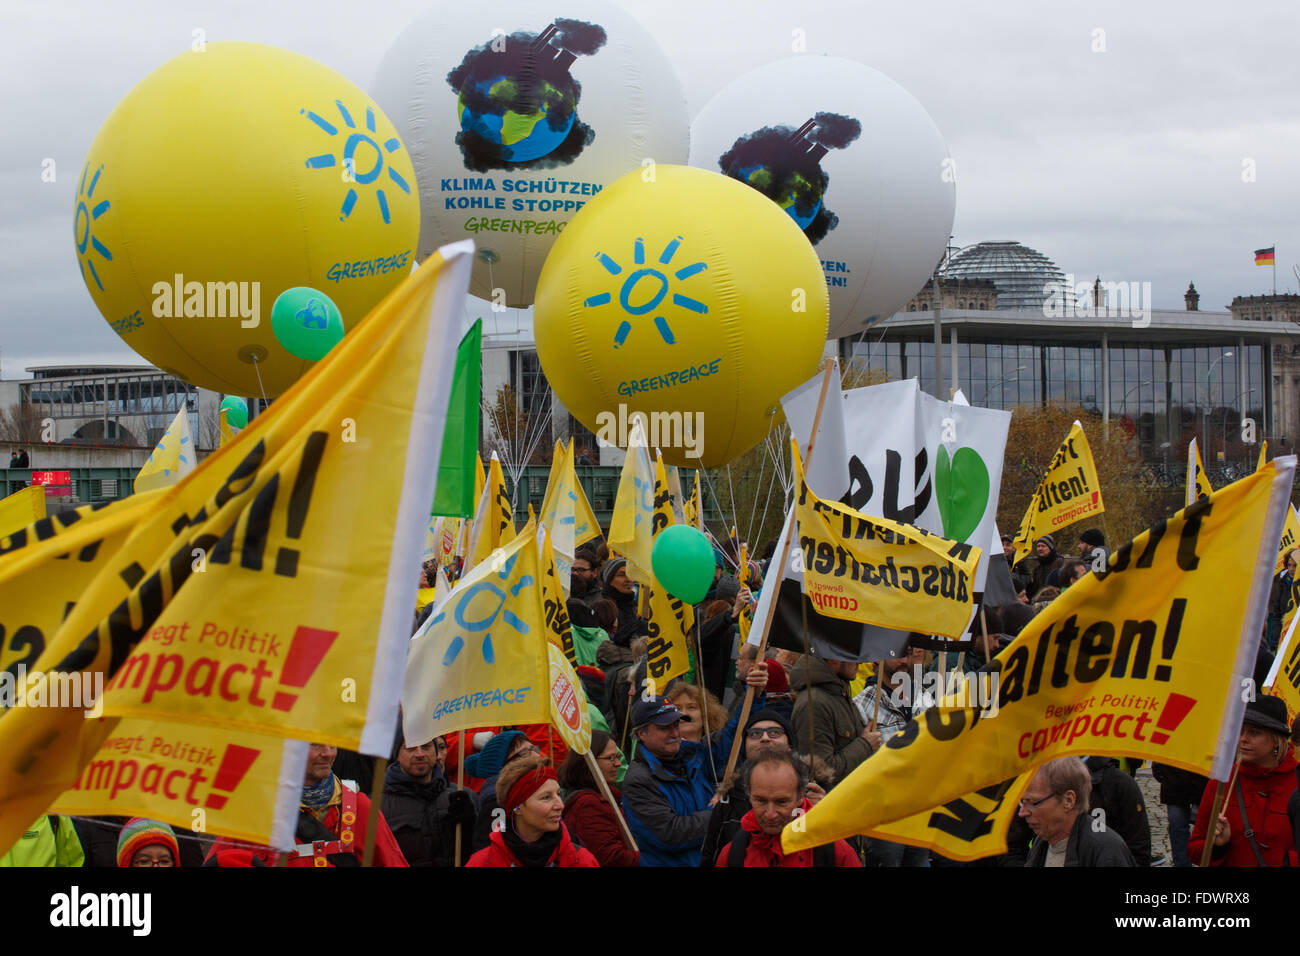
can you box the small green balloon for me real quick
[271,286,344,361]
[651,525,716,604]
[220,395,249,429]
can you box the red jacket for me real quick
[1190,752,1298,867]
[717,799,861,867]
[466,824,598,867]
[562,787,639,867]
[206,789,408,867]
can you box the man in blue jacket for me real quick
[621,664,766,866]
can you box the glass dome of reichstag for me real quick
[940,240,1067,311]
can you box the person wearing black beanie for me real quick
[697,707,820,866]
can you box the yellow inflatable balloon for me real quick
[75,43,420,397]
[534,165,828,468]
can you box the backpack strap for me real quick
[726,828,751,867]
[1233,780,1269,867]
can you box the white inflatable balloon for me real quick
[372,0,689,307]
[689,56,955,341]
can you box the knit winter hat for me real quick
[745,708,795,743]
[463,730,526,779]
[1079,529,1105,548]
[1034,534,1056,550]
[601,556,628,588]
[117,818,180,867]
[762,658,789,695]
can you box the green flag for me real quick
[431,318,482,517]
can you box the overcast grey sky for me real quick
[1,0,1297,376]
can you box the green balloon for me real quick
[651,525,716,604]
[271,286,344,361]
[220,395,248,429]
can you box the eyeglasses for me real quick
[505,744,542,763]
[596,751,624,764]
[745,727,788,740]
[1018,792,1061,810]
[573,565,595,574]
[131,857,174,867]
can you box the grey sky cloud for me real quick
[2,0,1296,376]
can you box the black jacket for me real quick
[1024,812,1136,867]
[1152,762,1208,808]
[1084,756,1152,866]
[380,764,475,866]
[603,585,648,647]
[700,778,750,868]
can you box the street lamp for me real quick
[1204,351,1233,461]
[976,366,1027,406]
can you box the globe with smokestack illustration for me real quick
[448,20,606,170]
[719,113,861,245]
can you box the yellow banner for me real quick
[539,440,601,547]
[609,418,656,582]
[135,407,195,494]
[219,408,234,448]
[1257,441,1268,473]
[468,454,513,569]
[793,441,980,641]
[0,487,46,540]
[539,527,577,667]
[1187,437,1213,507]
[1011,421,1105,566]
[1265,614,1300,728]
[784,460,1295,854]
[51,717,301,848]
[401,524,549,744]
[863,772,1031,863]
[0,245,472,854]
[643,453,694,687]
[1277,505,1299,572]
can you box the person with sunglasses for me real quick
[699,709,825,866]
[558,730,639,867]
[1018,757,1134,867]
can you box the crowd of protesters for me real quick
[5,527,1298,869]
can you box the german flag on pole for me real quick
[1255,247,1276,266]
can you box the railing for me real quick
[1,467,139,504]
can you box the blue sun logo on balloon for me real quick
[301,99,411,224]
[432,551,534,667]
[74,164,112,292]
[583,236,709,348]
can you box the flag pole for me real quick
[1197,744,1241,867]
[362,756,387,866]
[721,358,837,786]
[453,730,465,867]
[582,750,639,852]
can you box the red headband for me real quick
[504,766,557,817]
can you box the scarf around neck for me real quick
[502,820,563,867]
[301,774,337,810]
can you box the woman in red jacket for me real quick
[558,730,639,867]
[467,756,598,867]
[1190,697,1298,867]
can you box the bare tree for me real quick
[0,402,46,443]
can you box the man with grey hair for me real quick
[1018,757,1135,867]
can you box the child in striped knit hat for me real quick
[117,818,180,867]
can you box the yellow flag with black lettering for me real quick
[864,771,1031,863]
[1186,437,1213,507]
[793,441,980,641]
[643,452,693,687]
[784,459,1296,855]
[1011,421,1104,566]
[1276,505,1299,572]
[401,524,549,744]
[1265,613,1300,728]
[539,526,577,667]
[468,453,513,570]
[0,243,473,855]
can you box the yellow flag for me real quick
[0,486,45,539]
[1186,437,1213,507]
[401,523,548,744]
[538,526,577,667]
[1011,421,1104,566]
[1265,613,1300,729]
[218,408,234,448]
[51,718,304,849]
[475,453,485,510]
[540,440,601,548]
[784,459,1296,854]
[643,452,693,687]
[865,772,1031,863]
[1257,441,1268,472]
[0,244,473,853]
[609,417,656,581]
[134,407,195,494]
[1277,505,1300,573]
[468,453,512,569]
[793,441,981,641]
